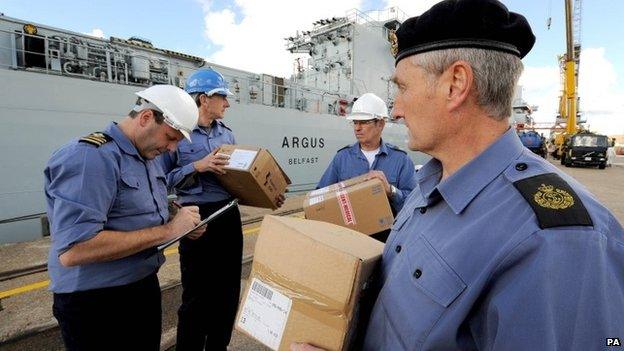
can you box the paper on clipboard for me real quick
[157,199,239,251]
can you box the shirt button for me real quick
[395,245,402,253]
[515,162,528,171]
[419,207,427,214]
[414,269,422,279]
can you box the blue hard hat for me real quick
[185,68,233,96]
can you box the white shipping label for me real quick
[308,188,327,197]
[307,195,324,206]
[226,149,259,171]
[237,278,292,351]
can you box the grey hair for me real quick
[190,92,203,107]
[410,48,523,120]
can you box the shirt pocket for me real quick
[379,235,466,349]
[114,173,153,216]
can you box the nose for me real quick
[390,104,403,120]
[224,98,230,108]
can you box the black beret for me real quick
[394,0,536,64]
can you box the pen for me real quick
[172,201,183,209]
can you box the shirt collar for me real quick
[194,120,224,137]
[420,128,524,214]
[105,122,142,158]
[352,139,387,156]
[414,158,443,207]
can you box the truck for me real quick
[560,131,609,169]
[518,130,547,158]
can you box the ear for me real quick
[443,61,473,112]
[199,94,208,106]
[138,109,153,127]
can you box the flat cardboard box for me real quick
[303,176,394,235]
[236,215,384,351]
[216,144,291,209]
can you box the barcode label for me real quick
[252,280,273,300]
[237,278,292,350]
[307,195,324,206]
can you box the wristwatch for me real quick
[390,185,398,199]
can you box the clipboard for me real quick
[157,199,239,251]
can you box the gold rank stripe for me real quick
[81,136,107,144]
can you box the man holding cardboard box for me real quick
[317,93,416,242]
[160,68,244,351]
[317,93,416,217]
[294,0,624,350]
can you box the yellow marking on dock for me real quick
[0,212,304,300]
[0,280,50,299]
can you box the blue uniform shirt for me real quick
[160,120,235,204]
[317,141,416,211]
[44,122,167,293]
[363,128,624,350]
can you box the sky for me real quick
[2,0,623,135]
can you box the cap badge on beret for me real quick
[389,30,398,57]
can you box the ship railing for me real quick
[0,28,352,117]
[221,72,351,117]
[345,7,407,26]
[0,28,204,87]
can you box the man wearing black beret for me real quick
[292,0,624,350]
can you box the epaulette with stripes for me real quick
[219,121,232,132]
[79,132,112,147]
[337,144,351,152]
[386,143,407,154]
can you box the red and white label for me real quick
[336,190,356,226]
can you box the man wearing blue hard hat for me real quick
[292,0,624,350]
[160,68,248,350]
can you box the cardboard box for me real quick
[236,215,384,351]
[216,144,291,209]
[303,175,394,235]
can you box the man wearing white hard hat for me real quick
[44,85,203,350]
[317,92,417,242]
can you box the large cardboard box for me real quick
[236,215,384,351]
[216,144,291,209]
[303,175,394,235]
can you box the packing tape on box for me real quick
[252,262,349,330]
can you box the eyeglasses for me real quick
[349,120,378,126]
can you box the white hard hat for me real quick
[134,85,198,141]
[346,93,389,121]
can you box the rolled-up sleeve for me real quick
[159,150,199,193]
[45,147,117,255]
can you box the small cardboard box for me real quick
[236,215,384,351]
[216,145,291,209]
[303,175,394,235]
